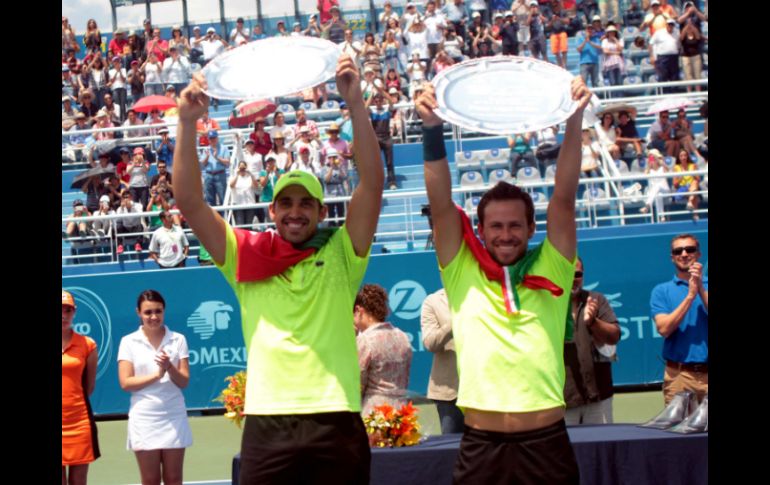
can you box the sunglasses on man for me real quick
[672,246,697,256]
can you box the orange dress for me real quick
[62,332,100,465]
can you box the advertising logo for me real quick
[389,280,427,320]
[187,301,234,340]
[64,287,113,380]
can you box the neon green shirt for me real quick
[217,222,370,414]
[440,237,576,413]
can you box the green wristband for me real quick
[422,124,446,162]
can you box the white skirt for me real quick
[127,407,192,451]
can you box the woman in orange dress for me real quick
[62,290,100,485]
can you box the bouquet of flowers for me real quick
[363,401,422,448]
[213,371,247,428]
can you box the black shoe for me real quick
[639,391,697,430]
[667,394,708,434]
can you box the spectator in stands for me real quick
[87,54,109,111]
[580,129,602,178]
[122,109,149,140]
[141,51,164,97]
[269,112,294,144]
[64,113,90,161]
[647,110,677,156]
[201,130,231,207]
[367,92,398,190]
[564,257,621,425]
[290,21,304,37]
[196,111,221,147]
[510,1,530,56]
[384,68,402,94]
[190,26,205,61]
[127,60,144,105]
[93,109,116,141]
[576,24,603,87]
[441,24,466,63]
[247,117,273,158]
[84,19,102,55]
[76,66,94,108]
[595,112,621,160]
[379,1,400,34]
[116,147,132,183]
[472,27,500,58]
[321,123,352,168]
[601,25,625,86]
[146,186,169,231]
[162,46,192,95]
[508,133,538,173]
[672,149,700,216]
[62,66,79,102]
[149,210,189,268]
[62,96,77,130]
[640,0,671,36]
[318,0,341,25]
[288,127,320,170]
[548,1,571,69]
[444,0,471,42]
[499,11,519,55]
[127,147,151,209]
[615,110,644,159]
[336,101,354,143]
[154,127,175,168]
[124,32,143,70]
[146,28,170,63]
[528,1,549,62]
[66,199,92,240]
[355,284,413,416]
[62,16,78,56]
[360,66,384,102]
[432,50,455,77]
[420,288,463,434]
[82,169,104,214]
[115,191,146,254]
[102,174,126,210]
[339,29,363,65]
[649,19,681,89]
[322,6,347,44]
[425,1,448,65]
[401,2,422,32]
[144,108,166,137]
[598,0,620,24]
[257,156,283,222]
[623,1,645,28]
[169,25,191,58]
[230,17,251,47]
[466,11,487,52]
[639,149,670,221]
[102,92,122,126]
[200,28,228,64]
[589,15,604,38]
[361,32,382,73]
[141,19,154,54]
[679,19,704,92]
[164,85,180,117]
[322,148,351,226]
[671,108,703,159]
[109,28,128,61]
[151,159,174,198]
[292,146,321,177]
[651,234,708,405]
[292,108,320,139]
[406,17,431,67]
[91,150,115,171]
[274,20,289,37]
[107,58,128,122]
[252,24,267,41]
[91,195,116,240]
[234,135,264,177]
[534,123,561,170]
[228,161,260,229]
[406,51,428,99]
[303,15,323,37]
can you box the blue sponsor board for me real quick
[64,224,706,415]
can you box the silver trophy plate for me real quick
[202,36,342,100]
[431,56,583,135]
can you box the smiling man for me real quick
[414,76,591,483]
[173,53,383,483]
[651,234,708,405]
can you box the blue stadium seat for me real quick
[278,103,296,116]
[663,156,675,170]
[464,195,481,214]
[531,190,549,214]
[544,164,558,181]
[614,159,629,174]
[459,170,485,189]
[482,148,510,170]
[455,151,482,171]
[630,157,647,173]
[488,168,513,185]
[515,166,542,184]
[300,101,316,112]
[639,58,655,76]
[622,26,640,45]
[582,186,611,211]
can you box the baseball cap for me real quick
[158,127,169,134]
[272,170,324,204]
[529,1,538,6]
[494,13,503,19]
[650,0,661,5]
[119,147,130,153]
[606,25,618,33]
[592,15,602,22]
[207,27,216,33]
[62,65,70,72]
[75,112,86,120]
[99,195,111,204]
[131,60,139,66]
[208,130,219,138]
[111,55,121,62]
[472,12,481,18]
[244,138,255,146]
[666,18,676,25]
[505,11,514,17]
[388,87,399,94]
[62,95,72,102]
[62,290,76,308]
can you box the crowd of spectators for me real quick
[62,0,708,263]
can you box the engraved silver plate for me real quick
[432,56,582,135]
[202,36,341,100]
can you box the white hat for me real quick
[472,12,481,18]
[650,0,661,5]
[388,87,399,94]
[206,27,216,33]
[99,195,111,204]
[592,15,602,22]
[411,49,421,57]
[528,1,538,6]
[326,147,339,158]
[494,13,503,19]
[505,11,514,17]
[299,126,310,133]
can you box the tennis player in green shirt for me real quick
[173,54,384,484]
[415,77,592,484]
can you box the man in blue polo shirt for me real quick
[200,130,230,206]
[575,24,603,88]
[650,233,708,404]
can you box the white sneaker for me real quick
[639,205,649,214]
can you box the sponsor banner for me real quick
[64,229,706,414]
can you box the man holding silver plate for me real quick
[416,60,592,483]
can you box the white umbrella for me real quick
[645,98,695,115]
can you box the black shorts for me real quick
[452,419,579,485]
[239,412,371,485]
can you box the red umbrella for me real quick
[228,99,277,128]
[131,95,178,113]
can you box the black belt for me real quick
[666,361,708,373]
[206,170,225,175]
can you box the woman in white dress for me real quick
[639,149,670,222]
[118,290,192,485]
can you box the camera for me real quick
[421,204,431,217]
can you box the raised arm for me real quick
[173,73,227,265]
[546,76,592,261]
[336,54,384,257]
[415,83,462,268]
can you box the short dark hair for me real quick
[136,289,166,310]
[354,284,390,322]
[477,182,535,227]
[671,234,700,251]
